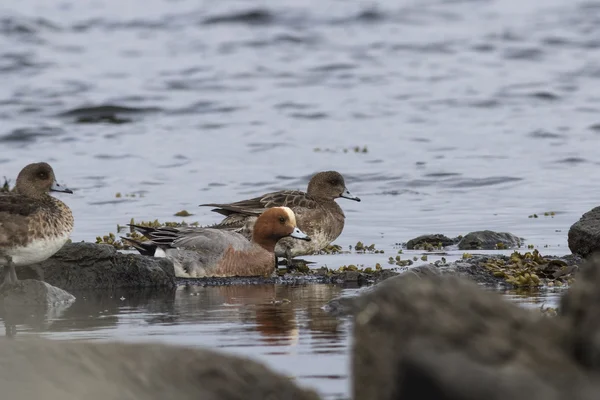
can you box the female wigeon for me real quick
[123,207,311,278]
[0,162,73,288]
[200,171,360,264]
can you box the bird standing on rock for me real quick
[0,162,73,289]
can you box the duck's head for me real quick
[306,171,360,202]
[253,206,310,251]
[14,162,73,198]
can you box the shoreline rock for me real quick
[12,242,176,291]
[406,234,457,250]
[5,242,580,293]
[568,206,600,258]
[458,230,523,250]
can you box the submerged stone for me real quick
[0,279,75,307]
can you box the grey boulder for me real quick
[568,206,600,258]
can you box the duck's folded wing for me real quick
[170,228,251,253]
[0,194,38,217]
[201,190,318,215]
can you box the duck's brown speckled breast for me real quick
[27,196,74,241]
[275,200,346,258]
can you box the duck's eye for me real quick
[38,171,48,179]
[279,216,285,224]
[329,179,338,185]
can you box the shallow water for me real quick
[1,0,598,398]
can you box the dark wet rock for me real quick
[14,242,175,291]
[0,279,75,307]
[458,230,522,250]
[450,258,508,286]
[0,338,321,400]
[568,206,600,258]
[406,234,456,250]
[351,272,599,400]
[336,270,361,282]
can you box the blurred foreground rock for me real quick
[0,339,320,400]
[14,242,176,290]
[568,206,600,258]
[350,255,600,400]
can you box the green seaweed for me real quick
[353,241,383,254]
[319,244,344,255]
[174,210,193,217]
[482,250,577,288]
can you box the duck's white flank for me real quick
[6,233,70,266]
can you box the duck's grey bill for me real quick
[340,188,361,202]
[50,180,73,194]
[290,227,311,241]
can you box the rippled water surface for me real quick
[1,0,599,398]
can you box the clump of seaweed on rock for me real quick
[483,249,578,288]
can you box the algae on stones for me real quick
[174,210,193,217]
[482,249,577,288]
[352,241,384,254]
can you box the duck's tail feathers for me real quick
[199,203,263,217]
[121,237,157,256]
[127,224,180,246]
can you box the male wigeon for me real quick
[123,207,311,278]
[200,171,360,264]
[0,162,73,288]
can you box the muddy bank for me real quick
[350,254,600,400]
[7,242,581,292]
[179,251,580,289]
